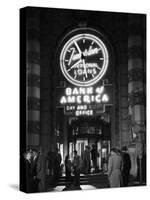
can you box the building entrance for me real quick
[75,139,88,156]
[67,115,111,172]
[55,104,112,172]
[68,139,88,160]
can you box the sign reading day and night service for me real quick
[58,28,112,116]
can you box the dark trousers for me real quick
[66,170,72,187]
[73,167,80,186]
[92,159,98,171]
[122,171,130,186]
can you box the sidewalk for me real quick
[47,173,146,192]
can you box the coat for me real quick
[108,153,123,187]
[121,152,131,186]
[81,150,91,173]
[72,155,82,171]
[36,154,46,192]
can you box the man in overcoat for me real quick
[121,146,131,186]
[107,148,123,187]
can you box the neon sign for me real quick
[60,86,110,116]
[60,33,109,87]
[60,94,109,104]
[66,105,93,116]
[60,86,109,105]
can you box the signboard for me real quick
[57,28,112,116]
[65,104,104,116]
[59,30,109,87]
[58,84,113,116]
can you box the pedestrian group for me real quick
[22,144,131,192]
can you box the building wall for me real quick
[110,14,129,148]
[25,8,146,159]
[26,8,41,148]
[128,14,146,149]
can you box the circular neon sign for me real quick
[60,32,109,87]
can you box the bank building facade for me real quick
[20,7,146,189]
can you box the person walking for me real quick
[107,147,123,188]
[121,146,131,186]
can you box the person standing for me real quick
[64,154,72,189]
[121,146,131,186]
[36,149,47,192]
[81,145,91,174]
[47,146,56,180]
[25,151,32,192]
[91,144,99,173]
[31,149,39,192]
[53,148,62,186]
[72,150,82,189]
[107,148,123,188]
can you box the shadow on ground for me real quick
[9,184,19,191]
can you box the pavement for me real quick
[47,173,146,192]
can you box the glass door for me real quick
[75,139,88,156]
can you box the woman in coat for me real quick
[107,148,123,188]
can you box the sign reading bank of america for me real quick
[59,85,112,116]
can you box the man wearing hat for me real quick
[108,147,123,187]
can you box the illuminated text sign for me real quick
[59,85,112,116]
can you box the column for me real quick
[26,8,40,148]
[63,115,68,162]
[128,14,146,179]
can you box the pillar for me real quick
[63,115,68,162]
[26,8,40,148]
[128,14,146,179]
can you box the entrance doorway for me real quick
[56,108,111,172]
[67,116,111,171]
[69,139,88,161]
[76,139,88,156]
